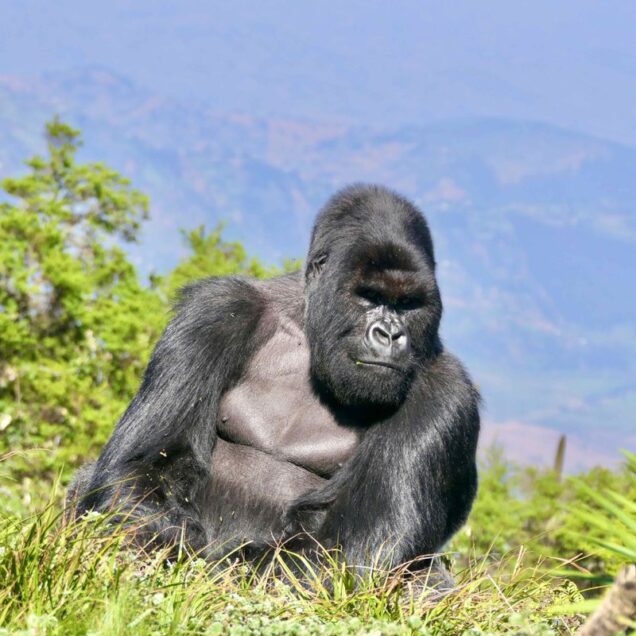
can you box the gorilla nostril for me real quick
[371,324,391,347]
[367,320,409,354]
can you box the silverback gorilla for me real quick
[72,184,480,573]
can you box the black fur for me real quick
[72,183,480,572]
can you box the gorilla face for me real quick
[305,185,442,408]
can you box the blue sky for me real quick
[2,0,636,144]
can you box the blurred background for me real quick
[1,0,635,470]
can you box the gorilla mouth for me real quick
[354,359,405,372]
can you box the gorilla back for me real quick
[72,184,480,570]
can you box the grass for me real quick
[9,450,636,634]
[0,504,586,636]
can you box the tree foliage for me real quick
[0,118,276,495]
[0,118,165,483]
[158,224,283,302]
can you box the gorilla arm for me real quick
[78,277,273,551]
[285,351,480,570]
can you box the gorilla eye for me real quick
[396,296,424,310]
[357,287,384,306]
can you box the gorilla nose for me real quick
[366,319,409,358]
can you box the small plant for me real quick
[549,451,636,632]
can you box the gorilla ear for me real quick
[306,253,328,282]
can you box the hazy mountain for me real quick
[1,68,634,469]
[2,1,636,145]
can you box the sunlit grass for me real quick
[0,503,586,635]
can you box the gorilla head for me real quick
[304,184,443,408]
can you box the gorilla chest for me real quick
[218,318,361,476]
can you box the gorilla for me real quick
[72,184,480,574]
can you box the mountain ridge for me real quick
[1,68,634,469]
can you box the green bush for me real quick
[0,118,162,486]
[0,118,277,514]
[453,447,636,580]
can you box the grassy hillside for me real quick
[2,452,635,634]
